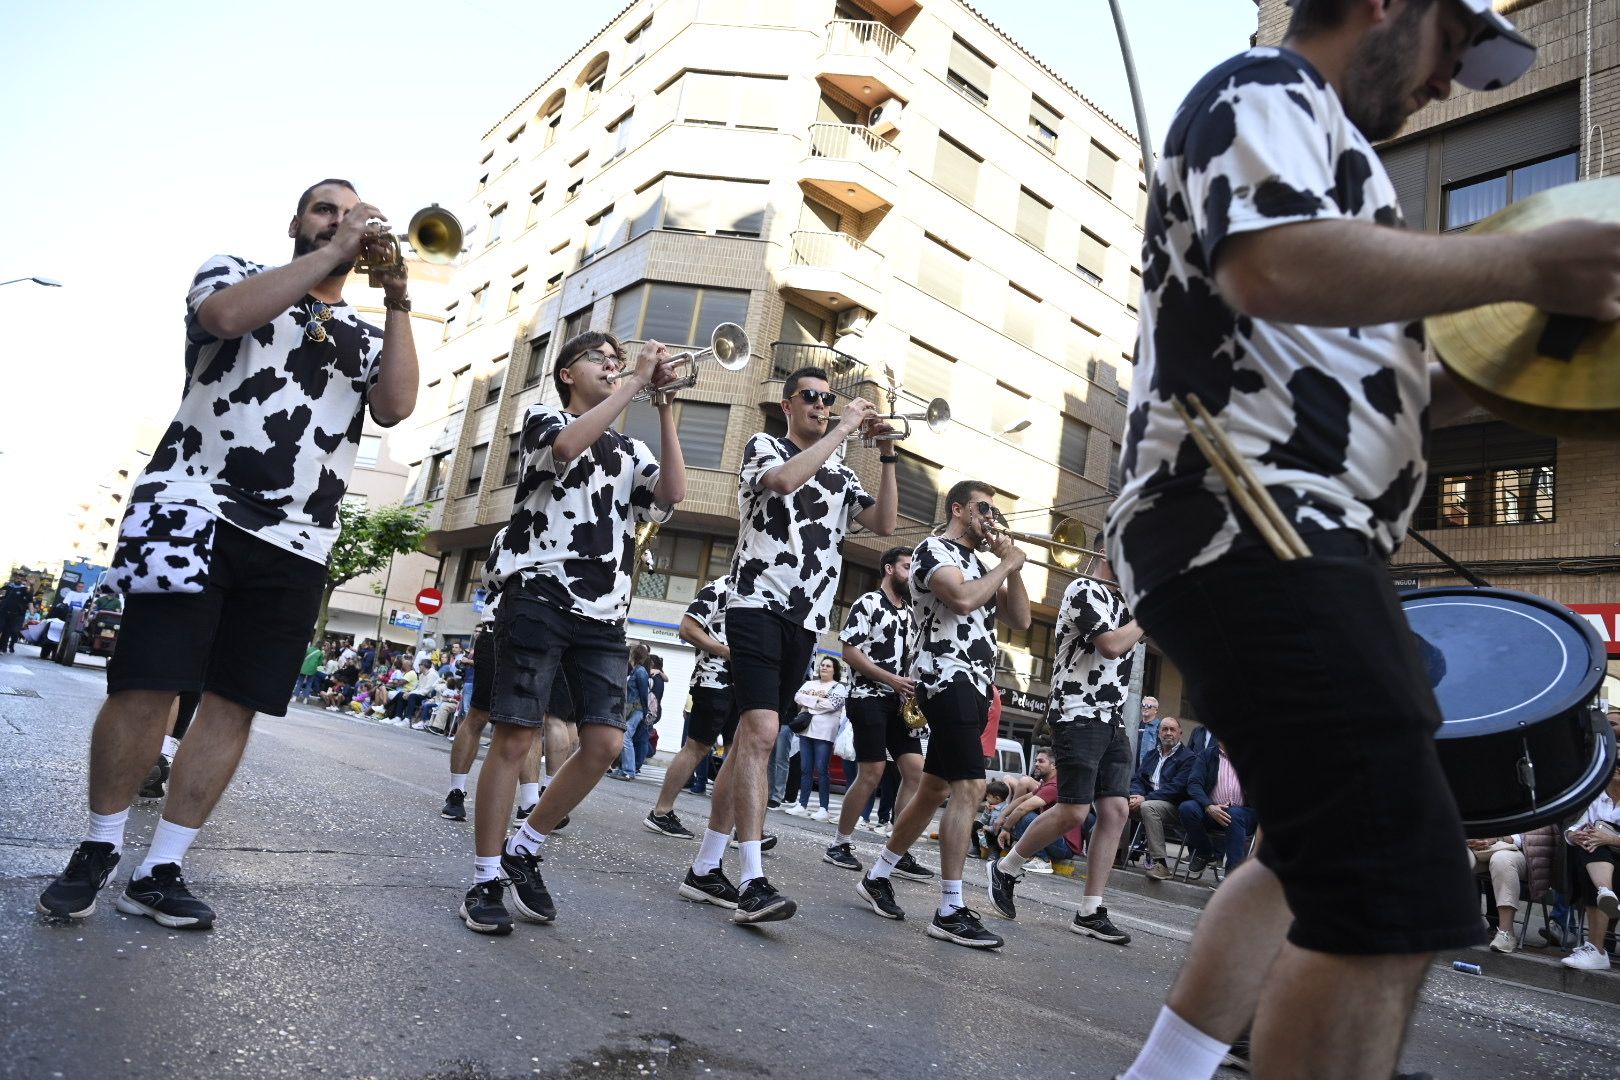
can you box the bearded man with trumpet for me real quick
[37,179,420,933]
[1103,2,1620,1079]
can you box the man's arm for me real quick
[997,562,1032,632]
[553,342,671,464]
[757,399,877,494]
[369,306,418,427]
[677,615,729,660]
[841,641,915,696]
[1093,619,1145,661]
[928,537,1027,616]
[853,456,898,535]
[650,397,686,508]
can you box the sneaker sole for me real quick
[114,893,213,930]
[441,811,466,821]
[1071,921,1131,945]
[732,898,798,924]
[678,882,738,910]
[892,868,935,882]
[644,818,695,839]
[926,922,1002,949]
[35,896,95,920]
[1599,893,1620,919]
[458,903,513,935]
[854,879,904,920]
[984,861,1017,921]
[822,852,863,871]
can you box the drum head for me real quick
[1401,586,1606,739]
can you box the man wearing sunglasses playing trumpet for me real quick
[678,367,896,923]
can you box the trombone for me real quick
[353,204,464,288]
[608,322,751,406]
[982,513,1110,579]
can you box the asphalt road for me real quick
[2,650,1616,1080]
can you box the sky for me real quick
[0,0,1256,573]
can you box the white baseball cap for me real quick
[1451,0,1536,91]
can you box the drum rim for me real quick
[1456,710,1618,838]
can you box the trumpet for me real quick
[607,322,751,406]
[846,397,952,447]
[353,204,464,288]
[980,513,1104,577]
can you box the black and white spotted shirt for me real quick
[485,403,669,624]
[729,433,875,633]
[839,589,915,700]
[911,536,998,699]
[1048,577,1134,724]
[1105,48,1429,608]
[684,577,732,691]
[124,254,386,564]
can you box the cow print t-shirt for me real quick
[1048,576,1134,724]
[1104,48,1429,608]
[126,254,385,564]
[839,589,915,700]
[729,433,875,632]
[911,536,997,699]
[684,577,732,691]
[485,403,670,624]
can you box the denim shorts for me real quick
[488,591,626,731]
[1051,716,1133,804]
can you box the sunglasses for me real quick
[972,500,996,517]
[791,389,837,407]
[304,301,335,342]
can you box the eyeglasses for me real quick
[792,389,837,407]
[972,500,996,517]
[304,301,335,342]
[567,347,620,370]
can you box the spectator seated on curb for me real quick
[346,680,375,716]
[1562,759,1620,971]
[1177,739,1257,882]
[1127,716,1196,881]
[1001,750,1083,874]
[992,749,1066,872]
[973,780,1010,859]
[1467,835,1528,954]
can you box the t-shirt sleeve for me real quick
[738,434,786,492]
[1034,777,1059,806]
[517,404,567,479]
[627,436,673,524]
[184,255,255,345]
[845,468,876,514]
[912,539,949,593]
[839,594,875,645]
[686,584,717,628]
[1073,583,1109,647]
[1183,57,1344,263]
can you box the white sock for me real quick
[161,736,180,759]
[693,829,730,875]
[86,809,129,854]
[867,846,904,881]
[834,831,853,846]
[939,878,964,916]
[449,773,469,793]
[1077,893,1103,917]
[539,773,554,792]
[1123,1006,1229,1080]
[506,821,547,857]
[517,782,540,808]
[1001,848,1029,875]
[133,819,200,879]
[739,840,765,886]
[474,856,502,883]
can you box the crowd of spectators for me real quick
[295,635,472,735]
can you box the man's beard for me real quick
[293,230,353,277]
[1341,6,1428,141]
[890,576,911,602]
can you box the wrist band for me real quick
[383,296,412,312]
[879,454,899,463]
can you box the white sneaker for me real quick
[410,722,427,730]
[1598,887,1619,920]
[1562,942,1612,970]
[784,804,808,817]
[1026,858,1054,875]
[1488,929,1517,954]
[810,808,830,822]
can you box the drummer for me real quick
[1105,3,1620,1079]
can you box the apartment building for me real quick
[1255,0,1620,704]
[404,0,1146,744]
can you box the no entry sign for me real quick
[415,587,444,615]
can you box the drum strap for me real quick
[1403,530,1492,589]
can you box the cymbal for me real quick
[1425,176,1620,439]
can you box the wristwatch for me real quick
[383,295,412,312]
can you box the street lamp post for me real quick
[0,276,63,289]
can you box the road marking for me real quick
[0,663,34,677]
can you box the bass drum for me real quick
[1401,586,1615,838]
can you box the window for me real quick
[998,618,1056,681]
[779,303,826,345]
[628,176,768,241]
[452,546,490,603]
[545,271,563,293]
[544,112,561,148]
[1127,267,1142,312]
[1108,442,1122,494]
[1016,188,1050,250]
[673,72,785,130]
[356,434,381,468]
[947,35,993,107]
[917,234,968,308]
[1444,150,1577,231]
[487,204,506,247]
[993,383,1030,436]
[505,124,525,144]
[471,284,489,324]
[1067,318,1102,369]
[502,443,521,486]
[1077,228,1108,285]
[449,365,471,408]
[526,185,546,227]
[624,18,651,69]
[1412,421,1556,529]
[896,452,941,523]
[609,108,634,160]
[524,333,550,386]
[582,203,620,263]
[633,529,734,604]
[1029,96,1061,154]
[565,177,582,203]
[464,443,489,495]
[425,452,450,500]
[905,339,956,403]
[563,305,593,341]
[1087,140,1118,197]
[441,313,455,342]
[1059,415,1091,476]
[482,357,506,406]
[1005,283,1040,348]
[933,133,981,205]
[584,71,606,116]
[612,282,749,346]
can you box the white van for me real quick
[986,738,1027,783]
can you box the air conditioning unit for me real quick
[867,98,903,137]
[835,306,871,337]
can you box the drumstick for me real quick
[1174,395,1309,561]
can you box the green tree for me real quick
[311,501,431,643]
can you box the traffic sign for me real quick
[415,587,443,615]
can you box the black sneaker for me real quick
[823,842,862,871]
[440,789,467,821]
[1071,905,1131,944]
[1186,852,1209,878]
[1221,1037,1251,1073]
[728,832,778,851]
[114,864,215,930]
[767,798,782,809]
[500,848,555,923]
[138,756,170,800]
[460,880,513,935]
[679,866,740,909]
[513,802,536,825]
[893,852,935,881]
[554,814,570,831]
[986,858,1020,920]
[928,906,1003,949]
[645,810,695,839]
[36,841,120,919]
[856,874,905,920]
[732,877,796,924]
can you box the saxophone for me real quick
[631,520,660,585]
[900,693,927,730]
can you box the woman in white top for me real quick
[787,657,847,821]
[1561,758,1620,971]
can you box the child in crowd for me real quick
[972,780,1010,860]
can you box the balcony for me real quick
[818,19,914,102]
[765,342,879,409]
[801,122,898,213]
[780,230,884,314]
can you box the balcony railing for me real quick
[788,229,884,281]
[770,341,875,392]
[806,121,899,165]
[824,18,916,65]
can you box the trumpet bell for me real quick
[709,322,751,371]
[408,204,464,265]
[923,398,951,433]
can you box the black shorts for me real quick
[489,591,623,730]
[1051,716,1133,804]
[686,685,736,745]
[920,680,989,782]
[848,694,924,763]
[727,607,816,722]
[470,626,575,721]
[107,523,324,717]
[1135,533,1483,957]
